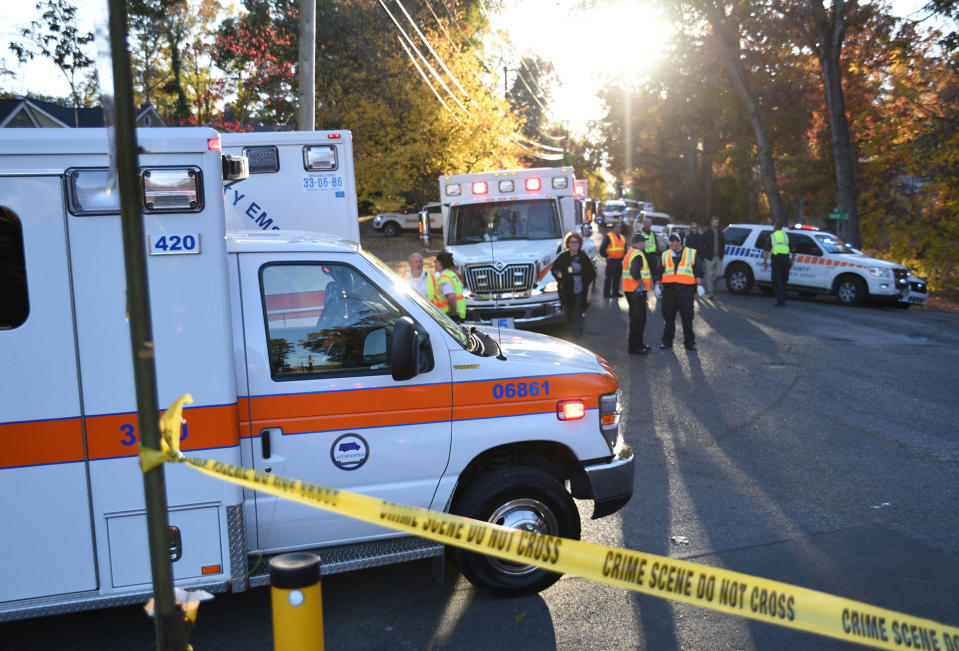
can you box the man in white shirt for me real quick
[403,252,429,297]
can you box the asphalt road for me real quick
[4,249,959,650]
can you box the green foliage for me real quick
[8,0,94,118]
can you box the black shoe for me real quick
[629,344,651,355]
[685,343,697,351]
[660,342,672,349]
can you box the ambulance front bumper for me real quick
[581,442,634,520]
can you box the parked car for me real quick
[721,223,929,307]
[373,203,441,237]
[632,210,673,235]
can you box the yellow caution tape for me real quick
[145,448,959,650]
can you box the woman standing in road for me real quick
[552,231,596,341]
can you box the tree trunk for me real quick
[813,0,862,246]
[702,1,787,225]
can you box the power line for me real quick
[392,0,471,102]
[394,34,465,126]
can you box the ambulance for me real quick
[219,130,360,240]
[0,128,633,620]
[424,167,596,328]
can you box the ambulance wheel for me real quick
[450,466,580,596]
[383,221,400,237]
[835,275,866,306]
[725,263,754,295]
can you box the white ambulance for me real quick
[0,128,633,621]
[425,167,596,328]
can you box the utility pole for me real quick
[105,0,186,648]
[624,87,632,198]
[298,0,315,131]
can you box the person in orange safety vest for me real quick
[600,221,627,298]
[654,233,704,351]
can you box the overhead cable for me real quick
[395,34,466,126]
[392,0,472,102]
[377,0,471,116]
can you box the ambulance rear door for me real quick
[0,175,97,602]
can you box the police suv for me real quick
[722,224,929,307]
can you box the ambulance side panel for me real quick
[0,175,97,603]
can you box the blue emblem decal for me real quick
[330,433,369,471]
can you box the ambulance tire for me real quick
[451,466,580,596]
[383,221,400,237]
[835,275,866,306]
[725,263,754,295]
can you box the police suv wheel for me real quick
[725,263,754,295]
[451,466,580,596]
[836,275,866,306]
[383,221,400,237]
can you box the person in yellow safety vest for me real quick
[640,216,661,278]
[434,250,466,321]
[623,232,653,354]
[402,252,444,309]
[654,233,704,351]
[601,221,627,298]
[762,222,795,307]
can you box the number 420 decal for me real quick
[148,233,201,256]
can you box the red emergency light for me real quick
[328,133,342,139]
[525,177,541,191]
[207,138,221,151]
[556,399,585,421]
[472,181,488,195]
[575,182,586,196]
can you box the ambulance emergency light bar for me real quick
[575,181,586,196]
[444,172,572,197]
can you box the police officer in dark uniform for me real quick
[655,233,704,351]
[623,232,653,354]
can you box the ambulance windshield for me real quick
[447,199,561,245]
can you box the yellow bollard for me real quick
[270,552,324,650]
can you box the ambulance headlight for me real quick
[544,281,558,293]
[303,145,337,171]
[869,267,893,279]
[67,168,120,215]
[141,167,202,212]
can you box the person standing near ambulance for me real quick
[623,232,653,354]
[552,231,596,341]
[655,233,704,351]
[600,221,626,298]
[763,222,794,307]
[639,216,661,280]
[403,252,432,298]
[434,250,466,321]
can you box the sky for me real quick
[0,0,947,135]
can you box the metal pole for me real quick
[106,0,186,648]
[271,553,324,650]
[298,0,316,131]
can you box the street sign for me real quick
[828,212,850,220]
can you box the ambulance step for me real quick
[247,537,443,587]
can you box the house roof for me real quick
[0,97,165,128]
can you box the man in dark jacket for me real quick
[700,216,725,299]
[684,221,703,255]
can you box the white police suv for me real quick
[722,224,929,307]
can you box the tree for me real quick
[8,0,94,126]
[695,0,788,225]
[776,0,865,246]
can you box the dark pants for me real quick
[604,258,623,296]
[771,254,790,305]
[661,283,695,346]
[565,292,587,340]
[643,251,659,280]
[626,290,647,350]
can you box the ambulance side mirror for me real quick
[392,316,421,381]
[418,210,432,249]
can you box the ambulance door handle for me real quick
[261,428,281,460]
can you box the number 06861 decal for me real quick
[148,233,201,255]
[492,380,550,399]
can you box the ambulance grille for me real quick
[465,263,535,293]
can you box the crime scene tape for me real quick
[143,399,959,650]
